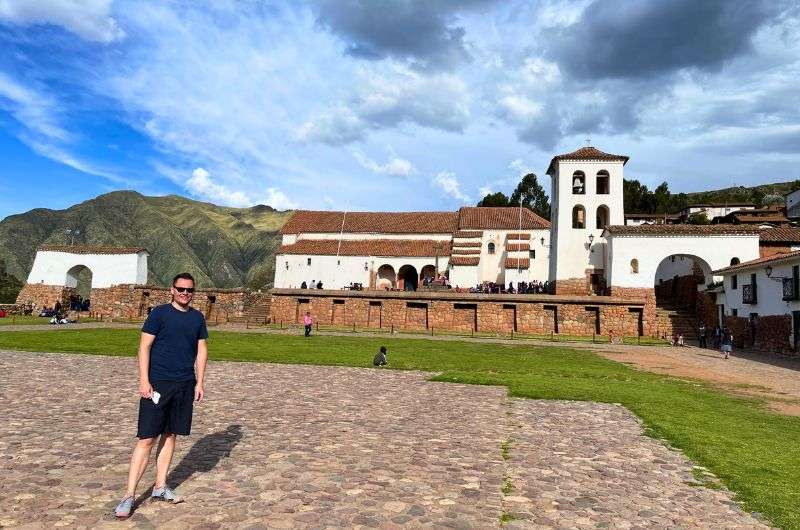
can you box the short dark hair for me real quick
[172,272,195,286]
[380,346,387,353]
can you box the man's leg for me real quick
[125,437,157,497]
[154,432,177,489]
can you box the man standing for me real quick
[115,272,209,519]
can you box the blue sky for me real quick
[0,0,799,218]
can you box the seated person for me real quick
[373,346,388,366]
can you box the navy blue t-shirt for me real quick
[142,303,208,382]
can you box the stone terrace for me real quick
[0,351,768,528]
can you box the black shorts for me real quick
[137,380,195,439]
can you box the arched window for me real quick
[630,259,639,274]
[730,257,740,266]
[488,242,496,254]
[596,170,610,194]
[572,205,585,228]
[596,205,610,229]
[572,171,585,194]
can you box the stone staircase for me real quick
[655,301,698,341]
[228,297,271,325]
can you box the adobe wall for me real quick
[15,283,73,309]
[270,289,647,337]
[724,314,794,355]
[89,284,260,323]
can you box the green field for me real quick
[0,328,797,528]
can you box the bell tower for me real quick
[546,146,628,294]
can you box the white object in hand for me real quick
[152,391,161,405]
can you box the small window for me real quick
[732,308,738,317]
[572,205,585,228]
[630,259,639,274]
[572,171,586,194]
[596,205,609,229]
[488,242,496,254]
[731,275,737,289]
[307,257,311,266]
[529,249,535,259]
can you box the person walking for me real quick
[698,323,707,348]
[721,329,733,359]
[303,311,313,337]
[115,272,209,519]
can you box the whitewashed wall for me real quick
[273,254,447,289]
[607,234,760,288]
[720,259,800,317]
[26,250,148,288]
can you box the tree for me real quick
[509,173,550,219]
[687,212,710,225]
[477,192,511,207]
[762,193,784,206]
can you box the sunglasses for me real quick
[173,287,195,293]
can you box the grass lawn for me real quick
[0,315,51,325]
[0,328,797,528]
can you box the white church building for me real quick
[275,146,761,297]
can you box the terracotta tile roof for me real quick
[507,243,530,251]
[453,241,482,248]
[458,207,550,229]
[687,202,755,208]
[506,233,531,240]
[38,245,148,255]
[453,230,482,238]
[546,146,629,175]
[450,248,480,255]
[449,256,480,266]
[732,214,788,224]
[604,224,761,236]
[278,239,451,257]
[759,228,800,243]
[504,258,530,269]
[280,210,458,234]
[712,250,800,275]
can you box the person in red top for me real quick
[303,311,313,337]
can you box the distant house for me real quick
[713,205,791,227]
[786,189,800,219]
[679,202,756,223]
[624,212,680,226]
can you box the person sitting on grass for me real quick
[373,346,388,367]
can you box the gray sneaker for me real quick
[151,485,182,503]
[114,496,134,519]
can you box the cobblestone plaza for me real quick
[1,350,768,528]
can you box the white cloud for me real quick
[433,171,469,203]
[509,158,533,176]
[0,0,124,42]
[352,149,415,176]
[478,185,493,197]
[298,64,472,145]
[185,167,297,210]
[187,167,251,207]
[0,72,69,141]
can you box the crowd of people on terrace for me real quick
[454,280,554,295]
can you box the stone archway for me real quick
[377,264,396,290]
[65,264,93,310]
[653,254,715,338]
[398,265,418,291]
[420,264,436,284]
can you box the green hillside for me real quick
[0,191,293,298]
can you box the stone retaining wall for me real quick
[89,284,261,323]
[724,314,795,355]
[15,283,72,309]
[270,289,646,337]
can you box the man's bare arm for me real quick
[195,339,208,401]
[138,332,156,398]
